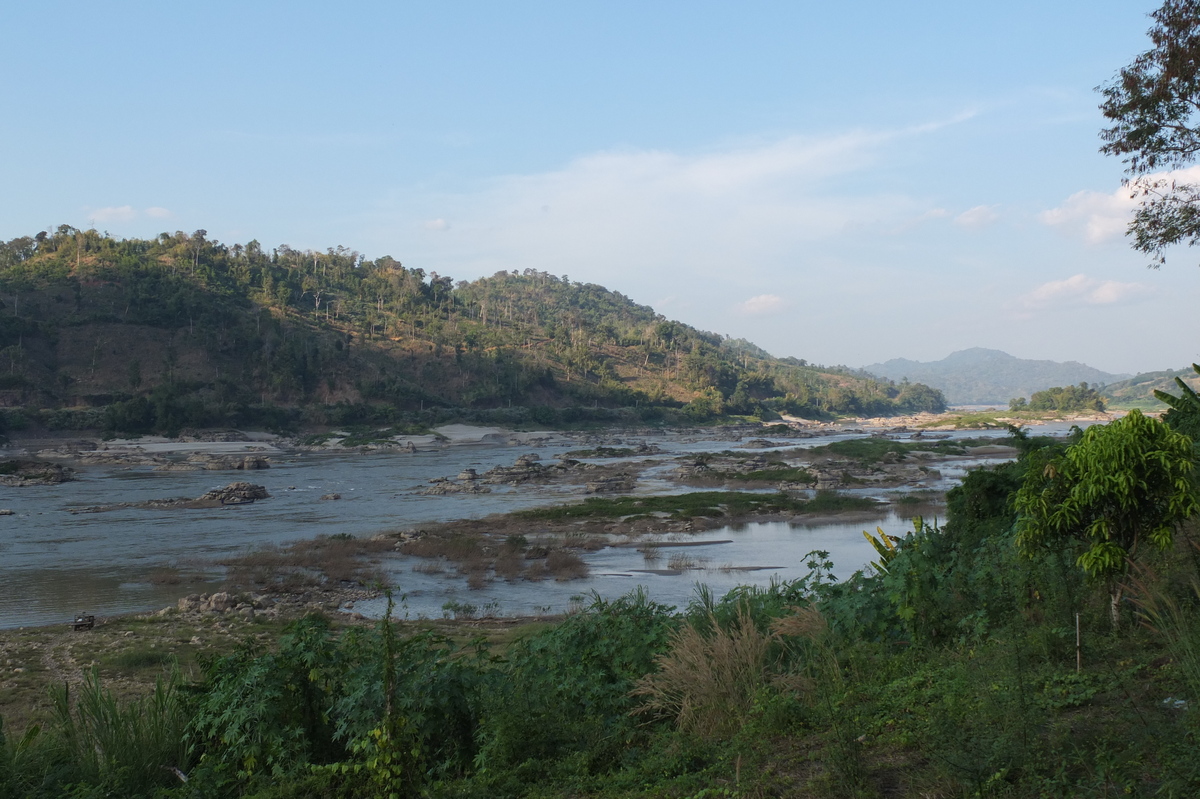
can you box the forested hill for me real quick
[1101,367,1200,409]
[0,228,944,431]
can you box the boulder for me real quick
[197,482,270,504]
[207,592,234,612]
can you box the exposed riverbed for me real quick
[0,420,1090,628]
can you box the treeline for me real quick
[4,409,1200,796]
[1009,382,1106,413]
[0,228,944,432]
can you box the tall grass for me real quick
[633,603,776,740]
[1129,561,1200,701]
[49,667,190,796]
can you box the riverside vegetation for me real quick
[4,403,1200,797]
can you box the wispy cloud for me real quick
[89,205,138,223]
[389,119,974,291]
[421,218,450,231]
[1016,273,1151,311]
[954,204,1000,229]
[735,294,788,316]
[145,207,173,219]
[1040,166,1200,243]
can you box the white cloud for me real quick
[89,205,137,223]
[388,124,964,291]
[421,218,450,231]
[1016,273,1151,311]
[1041,165,1200,243]
[1040,190,1132,243]
[954,204,1000,229]
[145,206,172,219]
[735,294,788,316]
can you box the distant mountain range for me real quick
[863,348,1132,406]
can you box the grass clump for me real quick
[105,648,176,672]
[516,490,875,522]
[221,534,393,590]
[808,437,979,463]
[632,603,775,740]
[695,461,817,484]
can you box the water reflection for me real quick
[362,510,925,621]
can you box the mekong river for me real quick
[0,423,1076,628]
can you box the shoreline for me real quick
[0,407,1110,462]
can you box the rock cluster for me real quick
[419,452,651,496]
[197,482,271,503]
[155,454,271,471]
[0,459,76,486]
[740,439,785,449]
[166,585,382,620]
[480,453,556,485]
[421,477,492,495]
[584,473,637,493]
[175,591,276,619]
[674,453,772,479]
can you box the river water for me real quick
[0,423,1082,628]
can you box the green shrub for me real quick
[472,590,677,782]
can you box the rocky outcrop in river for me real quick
[0,459,76,486]
[154,454,271,472]
[70,481,270,513]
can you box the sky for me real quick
[2,1,1196,376]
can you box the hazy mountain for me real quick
[862,348,1131,406]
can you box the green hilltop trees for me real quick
[0,228,945,431]
[1008,382,1106,413]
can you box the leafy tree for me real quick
[1014,409,1199,625]
[1099,0,1200,265]
[1154,363,1200,440]
[1022,382,1106,413]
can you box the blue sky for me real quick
[2,1,1195,375]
